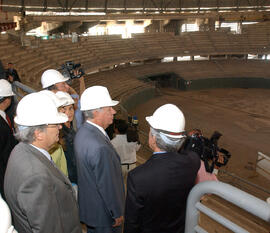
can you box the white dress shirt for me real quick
[111,134,141,164]
[86,120,109,139]
[30,144,53,162]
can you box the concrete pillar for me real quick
[159,20,164,32]
[237,21,242,34]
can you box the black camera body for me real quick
[183,129,231,173]
[60,61,85,80]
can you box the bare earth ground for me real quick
[130,87,270,200]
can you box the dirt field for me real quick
[130,87,270,199]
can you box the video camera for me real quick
[60,61,85,80]
[182,129,231,173]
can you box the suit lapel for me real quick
[84,122,121,163]
[25,143,72,186]
[0,115,12,131]
[84,122,109,141]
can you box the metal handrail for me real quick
[185,181,270,233]
[12,81,36,98]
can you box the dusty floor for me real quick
[130,87,270,200]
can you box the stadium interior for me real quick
[1,0,270,232]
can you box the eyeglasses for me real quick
[45,124,61,129]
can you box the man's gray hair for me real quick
[83,108,102,120]
[15,125,47,143]
[150,127,185,152]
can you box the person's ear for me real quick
[152,135,157,147]
[34,129,45,141]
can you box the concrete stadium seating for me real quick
[1,26,270,95]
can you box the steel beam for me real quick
[70,0,79,11]
[21,0,24,12]
[179,0,182,13]
[29,11,270,21]
[150,0,158,9]
[164,0,174,10]
[124,0,127,12]
[65,0,68,11]
[104,0,108,13]
[43,0,47,11]
[160,0,164,11]
[85,0,88,11]
[57,0,64,9]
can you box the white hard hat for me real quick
[146,104,185,138]
[41,69,69,89]
[55,91,75,106]
[15,92,68,126]
[80,86,119,111]
[39,90,66,108]
[0,79,15,98]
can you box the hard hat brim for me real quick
[55,91,75,107]
[57,97,74,107]
[80,100,119,111]
[42,76,70,89]
[146,116,185,139]
[15,112,68,127]
[0,92,15,97]
[145,116,157,129]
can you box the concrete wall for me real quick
[121,87,156,112]
[179,77,270,91]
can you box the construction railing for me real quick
[185,181,270,233]
[12,81,36,98]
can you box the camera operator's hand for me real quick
[214,152,224,169]
[72,68,78,76]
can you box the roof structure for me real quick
[2,0,270,13]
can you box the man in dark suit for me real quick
[74,86,125,233]
[0,79,17,198]
[124,104,201,233]
[4,92,82,233]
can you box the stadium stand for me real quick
[1,26,270,87]
[1,2,270,230]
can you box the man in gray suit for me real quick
[4,92,82,233]
[74,86,125,233]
